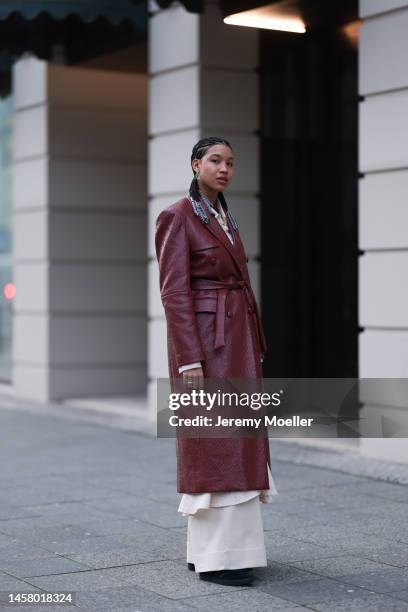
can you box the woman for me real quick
[155,136,278,587]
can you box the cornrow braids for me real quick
[218,190,239,232]
[188,136,239,233]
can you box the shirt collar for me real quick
[199,191,222,219]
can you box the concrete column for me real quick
[359,0,408,461]
[12,55,147,402]
[147,0,261,414]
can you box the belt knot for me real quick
[190,278,253,350]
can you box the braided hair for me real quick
[188,136,239,232]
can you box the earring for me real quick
[195,170,200,180]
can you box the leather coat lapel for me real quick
[202,211,244,276]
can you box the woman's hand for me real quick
[182,366,204,390]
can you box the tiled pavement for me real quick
[1,403,408,611]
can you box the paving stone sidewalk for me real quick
[0,403,408,611]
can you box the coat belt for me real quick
[190,278,258,350]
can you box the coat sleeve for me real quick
[155,208,206,368]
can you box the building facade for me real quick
[358,0,408,461]
[0,0,406,462]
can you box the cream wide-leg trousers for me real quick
[179,463,278,573]
[186,495,267,573]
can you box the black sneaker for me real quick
[199,568,254,586]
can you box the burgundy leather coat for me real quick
[155,195,271,493]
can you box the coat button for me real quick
[210,257,217,265]
[248,306,253,314]
[226,310,232,318]
[246,257,249,262]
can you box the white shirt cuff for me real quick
[178,362,201,374]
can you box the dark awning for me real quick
[0,0,206,22]
[0,1,146,26]
[0,1,149,74]
[0,0,208,87]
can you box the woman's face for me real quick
[192,144,234,193]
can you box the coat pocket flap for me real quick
[193,296,217,312]
[191,242,219,252]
